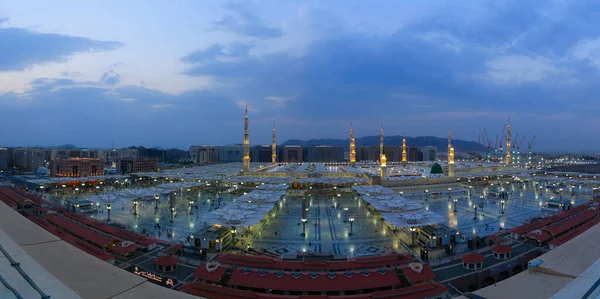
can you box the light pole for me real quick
[344,207,349,222]
[154,194,159,213]
[170,207,175,223]
[453,198,458,212]
[106,203,111,222]
[400,191,404,197]
[301,218,307,236]
[189,200,194,215]
[425,189,429,201]
[133,199,139,216]
[473,205,478,220]
[501,199,505,214]
[410,226,416,246]
[349,217,355,236]
[448,187,452,199]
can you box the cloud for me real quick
[209,2,282,38]
[483,55,566,84]
[100,70,121,85]
[60,71,83,77]
[181,42,252,63]
[175,0,600,151]
[120,98,136,102]
[572,38,600,69]
[150,104,174,109]
[0,25,123,72]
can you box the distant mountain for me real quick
[31,144,78,149]
[281,135,484,152]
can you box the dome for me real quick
[430,163,443,174]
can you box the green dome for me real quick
[430,163,443,174]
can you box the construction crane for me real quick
[516,134,526,165]
[527,135,537,167]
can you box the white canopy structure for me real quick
[204,187,288,227]
[353,185,446,227]
[296,177,370,185]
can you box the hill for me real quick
[281,135,483,152]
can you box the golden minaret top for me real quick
[350,124,356,166]
[506,118,511,166]
[243,105,250,172]
[379,123,384,163]
[272,123,277,165]
[402,133,407,165]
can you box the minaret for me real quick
[349,124,356,166]
[243,105,250,172]
[271,123,277,165]
[448,128,455,177]
[380,153,387,180]
[506,118,511,166]
[402,133,407,166]
[379,123,384,162]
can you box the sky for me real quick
[1,0,600,152]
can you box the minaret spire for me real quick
[243,105,250,172]
[379,123,384,162]
[448,127,455,177]
[272,123,277,165]
[506,118,511,166]
[402,132,407,166]
[349,124,356,166]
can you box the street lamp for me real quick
[400,191,404,197]
[501,199,505,214]
[448,187,452,198]
[349,217,355,236]
[106,203,111,222]
[344,207,349,222]
[189,200,194,215]
[425,189,429,201]
[170,207,175,223]
[473,205,478,220]
[453,198,458,212]
[410,226,416,246]
[133,199,139,216]
[154,194,160,212]
[301,218,307,236]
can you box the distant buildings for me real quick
[0,148,9,171]
[251,145,272,163]
[407,146,423,161]
[220,144,244,163]
[422,146,438,161]
[359,145,420,162]
[280,145,303,162]
[189,146,220,164]
[50,158,103,177]
[117,158,159,174]
[12,148,49,171]
[304,145,344,162]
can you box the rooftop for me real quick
[470,223,600,299]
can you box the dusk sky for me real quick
[1,0,600,151]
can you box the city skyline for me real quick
[2,1,600,151]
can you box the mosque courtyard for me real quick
[34,162,597,259]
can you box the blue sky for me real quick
[1,0,600,151]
